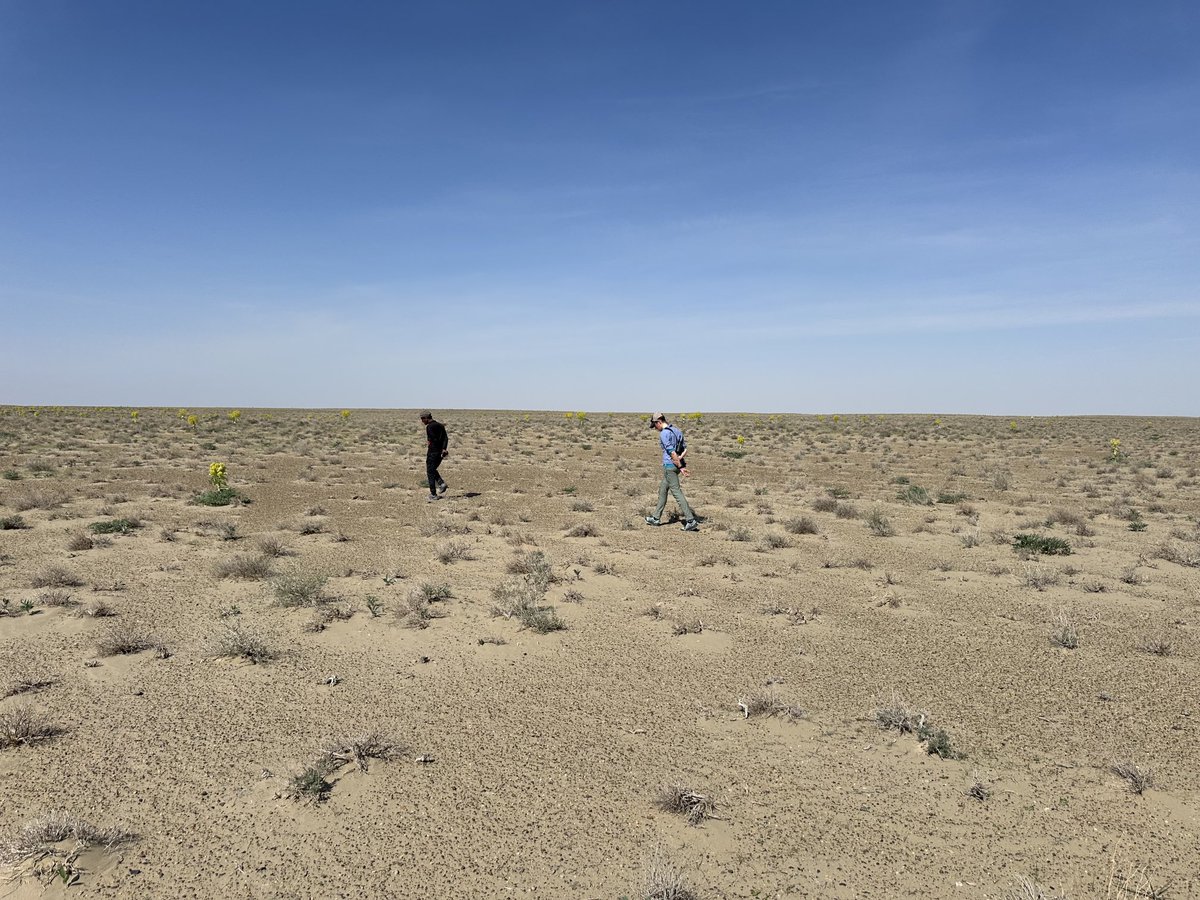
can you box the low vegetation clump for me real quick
[1050,614,1080,649]
[0,514,28,530]
[95,624,154,657]
[284,732,403,803]
[209,623,276,663]
[29,565,83,588]
[66,531,96,551]
[0,811,134,866]
[436,540,475,564]
[865,507,895,536]
[637,848,700,900]
[783,516,818,535]
[655,785,716,826]
[214,554,275,581]
[89,517,140,535]
[737,687,804,721]
[491,555,566,634]
[1111,761,1154,795]
[270,569,328,606]
[896,484,933,505]
[1012,533,1072,556]
[875,697,965,759]
[0,704,65,748]
[194,486,243,507]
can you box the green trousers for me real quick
[655,466,693,521]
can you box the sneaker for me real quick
[437,481,448,494]
[682,519,699,532]
[426,494,440,502]
[644,516,661,526]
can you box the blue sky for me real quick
[2,1,1197,414]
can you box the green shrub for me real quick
[89,518,140,535]
[1012,534,1072,556]
[194,487,243,507]
[896,485,932,505]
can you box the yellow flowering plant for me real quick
[209,462,228,490]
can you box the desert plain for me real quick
[0,406,1197,899]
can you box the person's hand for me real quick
[680,467,690,478]
[441,451,449,459]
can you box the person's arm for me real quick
[439,425,449,458]
[670,448,689,475]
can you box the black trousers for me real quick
[426,456,444,494]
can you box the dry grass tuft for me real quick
[95,624,154,657]
[738,687,804,721]
[655,785,716,825]
[214,553,275,580]
[208,623,277,663]
[1111,761,1154,794]
[0,811,134,866]
[29,565,83,588]
[0,704,65,748]
[320,732,404,773]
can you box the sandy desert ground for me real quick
[0,406,1197,899]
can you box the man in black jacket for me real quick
[419,411,449,501]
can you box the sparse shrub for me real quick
[865,507,895,537]
[0,704,65,748]
[38,590,77,608]
[271,568,329,606]
[566,522,599,537]
[1139,635,1174,657]
[1022,566,1061,591]
[1119,566,1147,586]
[256,535,290,557]
[1049,613,1080,649]
[672,619,704,636]
[0,811,134,866]
[320,732,403,773]
[398,593,441,629]
[66,531,95,551]
[1013,534,1072,556]
[30,564,83,588]
[784,516,818,535]
[95,624,153,656]
[728,526,751,542]
[209,622,276,663]
[365,595,383,617]
[737,687,803,720]
[436,540,475,564]
[655,785,715,826]
[297,519,325,535]
[897,484,932,505]
[194,487,241,507]
[759,533,792,551]
[811,496,838,513]
[89,518,140,535]
[0,515,27,530]
[10,487,66,511]
[638,847,699,900]
[415,582,453,602]
[76,599,115,618]
[570,499,594,512]
[1111,761,1154,794]
[214,553,275,580]
[284,762,334,803]
[937,491,967,504]
[959,530,981,548]
[834,501,860,519]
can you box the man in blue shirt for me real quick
[645,413,699,532]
